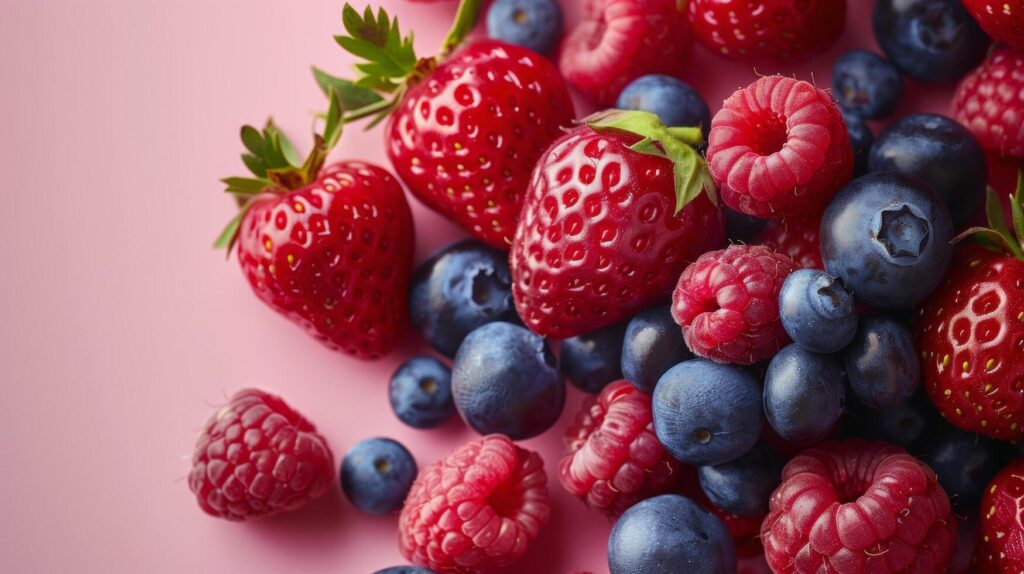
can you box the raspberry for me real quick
[188,389,334,521]
[954,46,1024,158]
[672,244,799,365]
[757,216,824,270]
[707,75,853,219]
[398,435,550,571]
[559,380,682,516]
[761,440,956,573]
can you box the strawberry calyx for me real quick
[954,167,1024,260]
[585,109,718,213]
[214,90,344,253]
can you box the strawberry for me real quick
[962,0,1024,50]
[916,171,1024,441]
[511,110,724,339]
[216,93,414,359]
[317,2,575,248]
[974,457,1024,573]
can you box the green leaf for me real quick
[1011,193,1024,255]
[213,210,245,253]
[312,67,384,109]
[335,4,417,92]
[242,153,266,178]
[984,188,1024,258]
[221,177,272,194]
[1016,166,1024,205]
[441,0,483,56]
[628,137,666,159]
[322,89,344,150]
[240,125,265,156]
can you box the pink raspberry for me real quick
[707,75,853,219]
[672,244,798,365]
[559,380,682,517]
[188,389,334,521]
[954,46,1024,158]
[762,440,956,574]
[398,435,550,572]
[757,216,824,270]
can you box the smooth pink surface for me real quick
[0,2,955,573]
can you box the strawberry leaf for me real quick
[335,4,417,93]
[312,67,384,110]
[213,210,245,253]
[441,0,483,56]
[222,177,272,195]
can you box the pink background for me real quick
[1,2,958,573]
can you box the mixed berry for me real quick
[195,0,1024,572]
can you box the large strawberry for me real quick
[916,172,1024,441]
[216,94,414,359]
[511,110,724,339]
[317,1,575,248]
[962,0,1024,49]
[974,457,1024,573]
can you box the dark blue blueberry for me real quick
[389,356,455,429]
[873,0,989,85]
[843,112,875,178]
[843,316,920,409]
[923,426,1013,509]
[561,322,627,393]
[410,240,518,358]
[843,389,943,453]
[868,113,987,227]
[373,568,437,574]
[608,494,737,574]
[621,306,693,393]
[615,75,713,131]
[451,322,565,439]
[340,438,417,515]
[486,0,563,56]
[820,172,953,310]
[652,359,762,466]
[697,443,781,517]
[764,344,845,445]
[832,50,903,119]
[725,208,768,244]
[779,269,858,354]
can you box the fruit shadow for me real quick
[243,487,355,557]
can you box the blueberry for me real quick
[486,0,563,56]
[832,50,903,119]
[340,438,417,515]
[779,269,858,354]
[608,494,737,574]
[451,322,565,439]
[389,356,455,429]
[561,322,627,393]
[843,316,920,409]
[820,172,953,310]
[868,113,987,227]
[652,359,762,466]
[843,111,875,178]
[697,443,781,517]
[373,568,437,574]
[873,0,989,85]
[923,426,1013,508]
[621,306,693,393]
[843,389,943,453]
[616,75,713,131]
[725,207,768,244]
[410,240,518,358]
[764,344,845,444]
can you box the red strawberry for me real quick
[321,3,575,249]
[757,216,825,270]
[974,457,1024,573]
[217,94,414,359]
[953,46,1024,158]
[688,0,847,63]
[559,0,692,106]
[511,111,724,339]
[962,0,1024,50]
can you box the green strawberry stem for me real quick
[585,110,718,213]
[953,166,1024,260]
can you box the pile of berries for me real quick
[189,0,1024,572]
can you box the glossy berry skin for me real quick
[340,438,417,515]
[954,47,1024,158]
[698,443,781,517]
[843,111,875,177]
[237,161,414,359]
[621,305,693,393]
[764,344,846,444]
[409,239,517,358]
[923,426,1011,509]
[832,50,903,120]
[707,75,853,220]
[820,172,954,310]
[451,322,565,440]
[873,0,989,85]
[916,246,1024,441]
[974,458,1024,573]
[652,359,763,466]
[561,322,627,393]
[560,381,683,516]
[672,244,799,365]
[389,356,455,430]
[387,40,574,249]
[511,126,724,340]
[486,0,563,57]
[398,435,549,572]
[688,0,846,64]
[844,317,920,410]
[869,114,987,227]
[962,0,1024,50]
[608,494,737,574]
[559,0,692,106]
[615,75,712,130]
[779,269,857,354]
[758,216,825,270]
[188,389,334,521]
